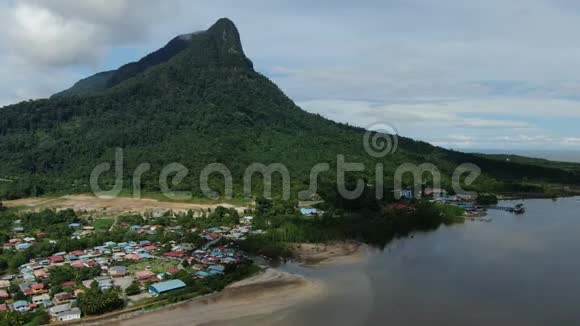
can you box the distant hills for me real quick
[0,18,579,200]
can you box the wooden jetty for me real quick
[488,203,525,214]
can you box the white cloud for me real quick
[2,0,169,67]
[298,98,580,150]
[6,3,102,66]
[0,0,170,105]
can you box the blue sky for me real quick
[1,0,580,152]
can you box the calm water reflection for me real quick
[272,197,580,325]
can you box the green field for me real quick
[127,259,180,275]
[91,218,115,231]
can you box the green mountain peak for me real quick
[52,18,251,98]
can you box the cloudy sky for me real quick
[1,0,580,153]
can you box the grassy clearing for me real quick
[91,218,115,231]
[127,259,179,275]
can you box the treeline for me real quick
[239,197,464,258]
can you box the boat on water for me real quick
[514,203,525,214]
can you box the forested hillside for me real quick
[0,18,578,200]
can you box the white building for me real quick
[50,303,81,321]
[32,294,50,305]
[57,308,81,322]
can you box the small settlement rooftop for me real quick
[148,279,186,295]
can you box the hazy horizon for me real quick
[463,148,580,163]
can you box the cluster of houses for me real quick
[0,277,81,322]
[69,223,96,240]
[0,218,256,322]
[393,187,486,218]
[6,222,99,250]
[6,220,41,251]
[397,187,478,202]
[200,223,264,241]
[187,245,242,278]
[3,237,37,251]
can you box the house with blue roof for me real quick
[398,189,415,199]
[195,271,210,278]
[148,279,186,296]
[208,265,225,273]
[16,243,32,250]
[300,208,319,216]
[12,300,29,312]
[23,272,35,281]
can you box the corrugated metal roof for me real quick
[300,208,318,215]
[149,279,186,294]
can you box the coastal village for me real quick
[0,209,260,323]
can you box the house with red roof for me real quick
[33,270,47,279]
[53,292,73,304]
[125,253,141,261]
[30,283,45,294]
[48,256,64,264]
[62,281,76,288]
[135,270,155,281]
[70,250,85,257]
[163,250,186,258]
[167,268,179,275]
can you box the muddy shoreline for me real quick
[110,269,324,326]
[288,241,368,266]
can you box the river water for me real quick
[120,197,580,325]
[270,197,580,325]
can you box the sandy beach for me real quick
[111,269,324,326]
[289,241,368,266]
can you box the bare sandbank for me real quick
[289,241,368,266]
[111,269,324,326]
